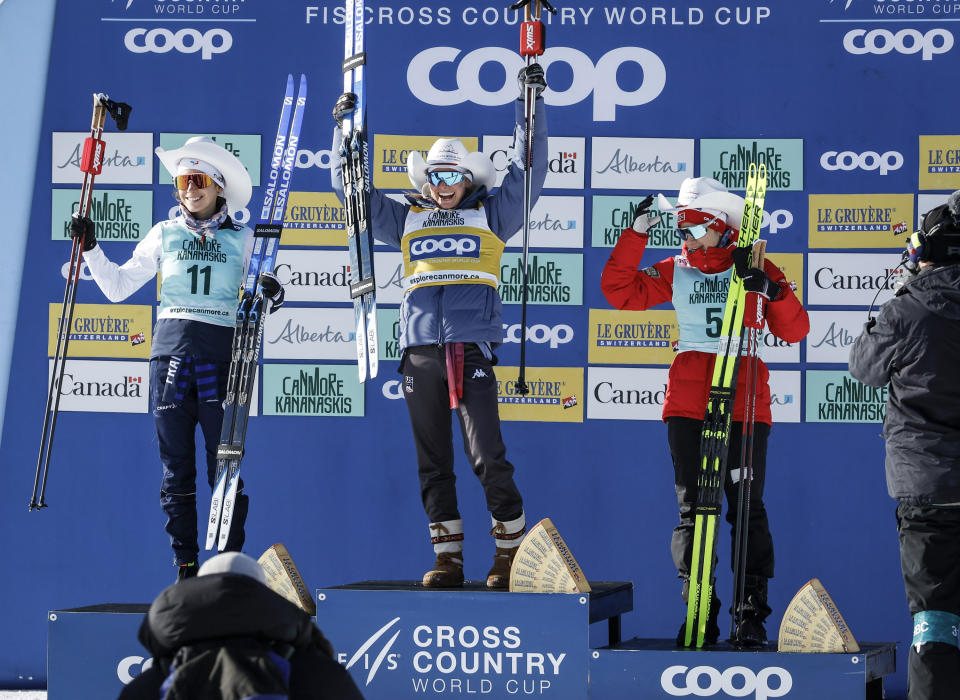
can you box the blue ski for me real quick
[206,74,307,551]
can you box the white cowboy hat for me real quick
[155,135,253,214]
[657,177,746,231]
[197,551,267,585]
[407,137,496,198]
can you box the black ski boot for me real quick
[731,575,772,647]
[677,579,721,647]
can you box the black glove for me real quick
[332,92,356,127]
[730,246,752,277]
[258,271,285,312]
[631,194,662,234]
[517,64,547,99]
[69,214,97,252]
[741,267,781,301]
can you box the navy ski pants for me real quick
[400,344,523,525]
[150,357,248,565]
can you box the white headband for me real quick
[176,158,225,188]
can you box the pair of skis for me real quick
[683,162,768,648]
[510,0,556,396]
[30,93,131,511]
[340,0,378,382]
[205,75,306,551]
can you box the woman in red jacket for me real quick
[601,178,808,646]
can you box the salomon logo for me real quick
[117,655,154,684]
[124,27,233,60]
[843,28,953,61]
[820,150,903,176]
[660,665,792,700]
[337,617,402,686]
[408,46,666,121]
[409,235,480,261]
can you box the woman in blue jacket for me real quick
[330,65,547,589]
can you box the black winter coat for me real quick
[117,573,364,699]
[849,263,960,505]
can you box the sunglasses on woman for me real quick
[174,173,217,190]
[428,170,466,187]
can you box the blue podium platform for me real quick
[45,581,897,700]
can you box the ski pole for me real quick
[730,241,767,643]
[30,93,131,511]
[510,0,556,396]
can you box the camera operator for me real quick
[849,192,960,700]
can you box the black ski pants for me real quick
[897,503,960,700]
[667,416,774,606]
[401,344,523,524]
[150,357,248,565]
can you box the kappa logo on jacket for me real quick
[472,368,488,379]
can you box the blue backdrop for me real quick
[3,2,958,696]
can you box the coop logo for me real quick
[337,617,402,686]
[296,148,335,170]
[660,665,792,700]
[382,380,403,400]
[408,46,666,121]
[117,655,153,684]
[124,27,233,60]
[409,235,480,260]
[503,323,573,349]
[821,150,904,175]
[843,28,953,61]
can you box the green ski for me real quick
[683,162,768,648]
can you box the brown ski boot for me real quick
[422,519,464,588]
[486,513,526,589]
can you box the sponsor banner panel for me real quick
[591,137,693,191]
[262,308,356,360]
[587,366,668,421]
[496,366,584,422]
[768,252,804,303]
[768,370,801,424]
[808,194,912,249]
[588,309,677,365]
[262,364,363,417]
[483,135,585,190]
[806,310,869,365]
[919,135,960,190]
[51,132,153,185]
[378,307,402,362]
[502,320,575,352]
[281,192,346,245]
[49,303,152,359]
[318,588,588,699]
[157,133,261,186]
[700,138,804,191]
[375,135,479,190]
[48,359,149,414]
[273,250,404,304]
[805,370,886,423]
[591,195,680,248]
[759,329,801,364]
[499,253,582,306]
[51,189,153,243]
[806,253,905,307]
[504,196,584,249]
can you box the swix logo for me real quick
[522,23,538,53]
[843,28,953,61]
[820,150,904,175]
[502,323,574,349]
[408,46,666,121]
[409,235,480,260]
[337,617,402,686]
[124,27,233,60]
[660,665,792,700]
[117,655,153,684]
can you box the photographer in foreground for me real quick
[849,192,960,700]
